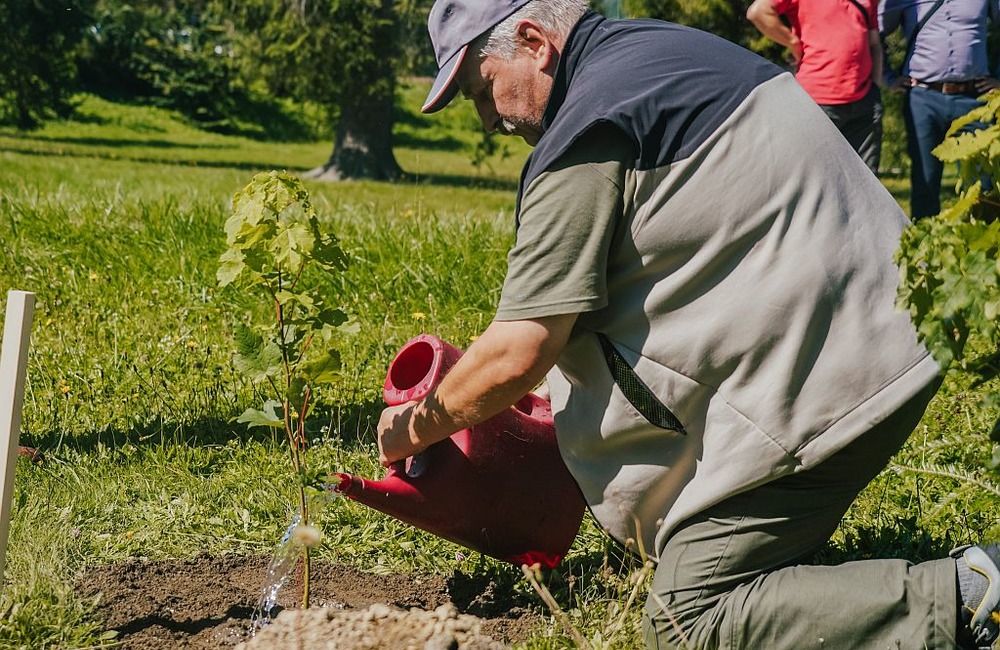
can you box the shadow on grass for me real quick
[394,130,466,152]
[393,102,470,153]
[0,141,520,191]
[448,567,541,617]
[401,170,519,193]
[816,517,957,565]
[8,133,233,150]
[0,142,308,173]
[68,105,164,133]
[20,398,384,457]
[72,89,321,143]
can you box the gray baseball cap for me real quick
[421,0,534,113]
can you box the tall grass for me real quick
[0,78,995,649]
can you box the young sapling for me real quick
[218,170,353,609]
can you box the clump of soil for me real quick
[238,602,507,650]
[79,554,541,650]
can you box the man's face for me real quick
[456,49,551,146]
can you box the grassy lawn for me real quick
[0,81,996,648]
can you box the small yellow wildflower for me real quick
[186,340,198,349]
[88,271,99,281]
[412,312,426,321]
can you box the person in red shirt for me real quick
[748,0,884,173]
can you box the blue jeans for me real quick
[904,86,984,220]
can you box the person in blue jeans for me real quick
[880,0,1000,220]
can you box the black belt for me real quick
[908,78,981,95]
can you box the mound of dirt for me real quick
[238,602,507,650]
[79,554,540,650]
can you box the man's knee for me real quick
[642,607,685,650]
[642,591,707,650]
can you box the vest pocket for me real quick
[597,333,686,433]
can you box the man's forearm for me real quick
[378,313,577,465]
[869,30,884,88]
[415,318,567,435]
[746,0,799,52]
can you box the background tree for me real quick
[622,0,783,60]
[230,0,433,181]
[0,0,94,129]
[79,1,240,126]
[77,0,315,140]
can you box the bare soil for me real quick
[79,554,542,650]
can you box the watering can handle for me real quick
[385,452,428,478]
[404,452,428,477]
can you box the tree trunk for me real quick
[304,87,402,182]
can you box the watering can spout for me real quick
[333,334,585,569]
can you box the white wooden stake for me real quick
[0,291,34,582]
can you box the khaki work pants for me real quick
[643,380,958,650]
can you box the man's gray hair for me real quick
[477,0,589,60]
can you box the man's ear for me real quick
[516,20,558,73]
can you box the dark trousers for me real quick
[904,86,985,220]
[642,380,954,649]
[820,84,883,175]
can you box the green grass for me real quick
[0,80,997,649]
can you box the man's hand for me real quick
[785,38,803,67]
[374,313,577,468]
[377,401,420,467]
[887,76,910,94]
[974,77,1000,93]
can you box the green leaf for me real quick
[236,400,284,429]
[233,323,282,381]
[339,319,361,335]
[274,289,298,306]
[216,247,246,287]
[270,221,314,275]
[311,222,348,271]
[935,125,1000,164]
[316,307,348,328]
[300,349,341,384]
[232,221,277,251]
[293,292,318,312]
[938,182,981,222]
[287,376,309,416]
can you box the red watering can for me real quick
[333,334,586,568]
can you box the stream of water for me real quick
[250,488,341,634]
[250,513,303,632]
